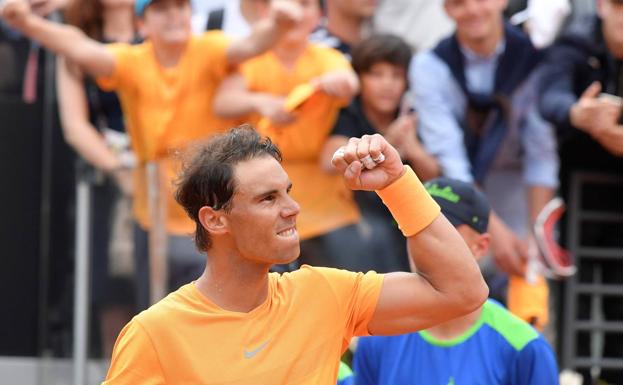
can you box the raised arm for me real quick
[57,57,120,171]
[1,0,115,77]
[332,135,488,336]
[57,57,133,194]
[213,73,295,124]
[225,0,302,65]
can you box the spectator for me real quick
[321,34,439,272]
[539,2,623,382]
[353,177,560,385]
[213,0,363,270]
[310,0,376,57]
[57,0,137,358]
[373,0,454,52]
[204,0,271,37]
[0,0,302,309]
[410,0,559,325]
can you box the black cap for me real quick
[424,177,491,234]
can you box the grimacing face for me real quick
[444,0,507,45]
[360,61,407,116]
[141,0,192,46]
[222,156,301,266]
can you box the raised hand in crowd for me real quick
[253,93,295,126]
[228,0,303,65]
[1,0,32,28]
[570,82,621,128]
[383,113,417,157]
[311,70,359,99]
[269,0,304,33]
[383,113,440,181]
[570,82,623,156]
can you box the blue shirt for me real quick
[353,300,560,385]
[409,46,559,235]
[409,46,559,188]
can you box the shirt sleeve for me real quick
[316,267,384,339]
[511,338,560,385]
[321,46,352,72]
[538,42,585,134]
[102,319,166,385]
[95,43,136,92]
[520,71,560,188]
[352,337,381,385]
[196,31,233,80]
[410,51,474,183]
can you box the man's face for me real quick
[444,0,507,44]
[599,0,623,58]
[223,156,301,266]
[360,62,407,115]
[280,0,321,44]
[329,0,378,19]
[141,0,192,45]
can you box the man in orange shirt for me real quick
[1,0,302,307]
[101,125,488,384]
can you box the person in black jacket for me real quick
[539,1,623,383]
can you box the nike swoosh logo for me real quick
[243,340,270,359]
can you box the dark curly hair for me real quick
[351,34,413,77]
[175,125,282,252]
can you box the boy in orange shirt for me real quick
[1,0,302,306]
[213,0,363,270]
[102,125,488,384]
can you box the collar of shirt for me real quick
[459,40,506,94]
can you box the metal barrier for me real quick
[561,172,623,383]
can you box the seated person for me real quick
[213,0,363,270]
[353,177,560,385]
[320,34,439,272]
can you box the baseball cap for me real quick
[424,177,491,234]
[135,0,153,16]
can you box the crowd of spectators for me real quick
[1,0,623,383]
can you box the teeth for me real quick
[278,228,296,237]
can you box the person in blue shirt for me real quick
[352,177,560,385]
[409,0,559,327]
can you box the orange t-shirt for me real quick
[103,266,384,384]
[97,32,239,234]
[240,44,360,239]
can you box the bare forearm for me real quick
[227,19,280,65]
[407,215,488,308]
[527,185,555,225]
[64,123,121,171]
[214,89,262,118]
[19,14,113,76]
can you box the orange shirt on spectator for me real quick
[240,44,359,239]
[97,32,239,235]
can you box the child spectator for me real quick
[321,34,439,272]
